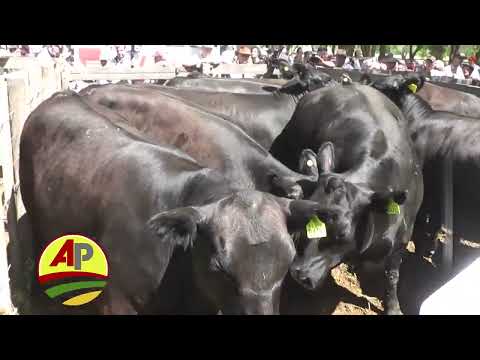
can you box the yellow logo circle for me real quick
[37,235,109,306]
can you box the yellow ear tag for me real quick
[306,216,327,239]
[407,83,417,93]
[386,199,401,215]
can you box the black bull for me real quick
[20,92,343,314]
[364,74,480,264]
[164,76,283,94]
[270,84,424,315]
[79,83,319,201]
[105,67,337,150]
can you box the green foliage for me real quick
[265,45,480,60]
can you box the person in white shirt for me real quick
[430,60,445,77]
[0,45,10,57]
[471,66,480,81]
[443,53,465,80]
[315,47,335,68]
[293,47,303,64]
[233,46,253,64]
[379,53,399,73]
[29,45,43,57]
[220,45,236,64]
[467,55,480,81]
[352,49,363,70]
[361,57,386,72]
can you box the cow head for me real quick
[360,73,426,105]
[147,190,342,314]
[279,64,337,96]
[290,142,408,290]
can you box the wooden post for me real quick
[6,76,28,223]
[60,63,71,90]
[0,78,16,314]
[442,155,454,271]
[40,65,59,101]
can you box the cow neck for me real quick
[273,90,306,105]
[398,93,433,129]
[180,169,241,207]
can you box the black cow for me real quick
[119,64,337,149]
[417,82,480,118]
[164,77,282,94]
[79,83,317,201]
[270,84,424,315]
[363,73,480,260]
[20,92,342,315]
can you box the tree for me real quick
[408,45,425,60]
[427,45,447,60]
[449,45,461,63]
[379,45,390,57]
[337,45,355,57]
[360,45,373,57]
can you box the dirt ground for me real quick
[324,241,480,315]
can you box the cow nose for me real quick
[299,275,315,289]
[292,267,315,289]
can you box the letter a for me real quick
[50,239,74,267]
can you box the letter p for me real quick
[74,243,93,270]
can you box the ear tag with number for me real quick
[306,216,327,239]
[407,83,417,93]
[386,199,401,215]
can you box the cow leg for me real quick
[383,248,404,315]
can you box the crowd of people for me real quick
[278,46,480,83]
[422,53,480,81]
[2,45,480,84]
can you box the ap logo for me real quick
[37,235,109,306]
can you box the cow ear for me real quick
[298,148,319,179]
[279,61,295,79]
[306,73,333,91]
[341,73,353,85]
[278,198,342,233]
[403,74,425,94]
[279,77,308,95]
[369,189,408,212]
[317,142,335,174]
[271,175,304,200]
[146,207,206,251]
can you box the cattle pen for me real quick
[1,57,480,315]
